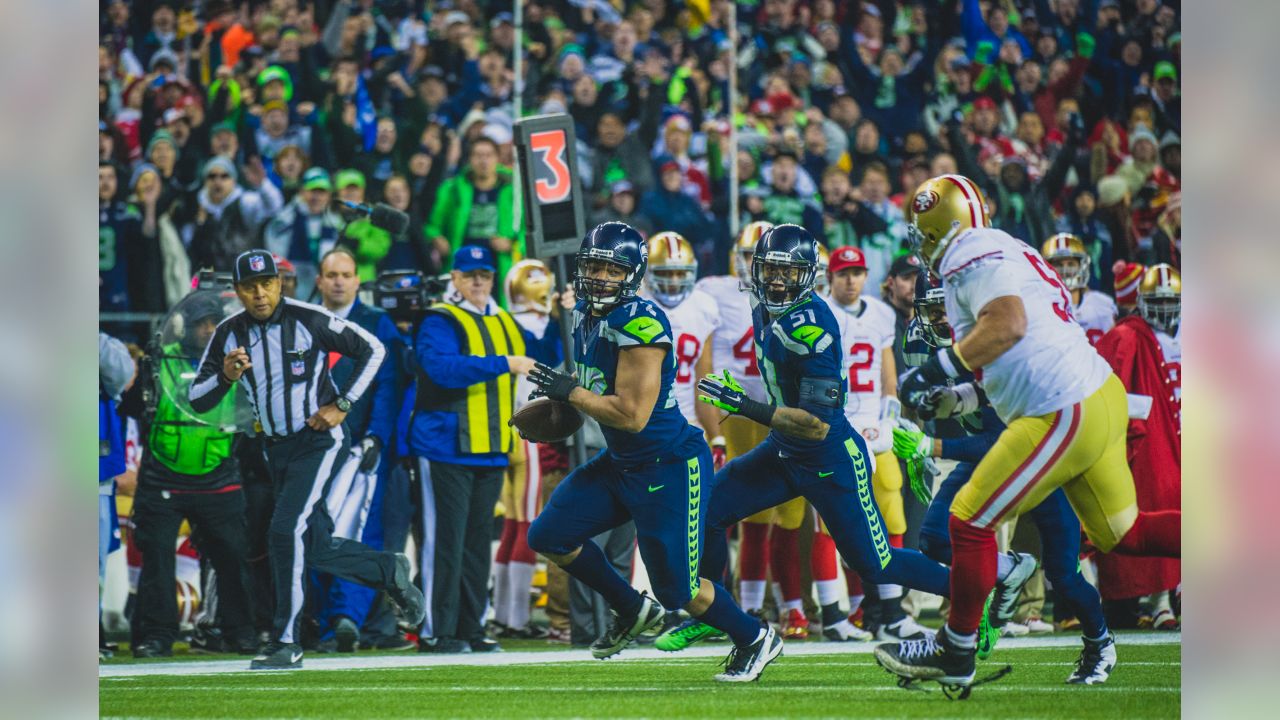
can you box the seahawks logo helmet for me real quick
[750,224,820,315]
[574,222,648,313]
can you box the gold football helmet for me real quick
[1137,263,1181,334]
[1041,233,1091,290]
[814,243,831,295]
[506,259,555,314]
[734,221,772,281]
[646,231,698,307]
[906,174,991,270]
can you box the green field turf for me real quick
[100,635,1179,719]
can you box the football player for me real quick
[874,175,1180,693]
[1093,265,1181,631]
[687,221,812,641]
[1041,233,1117,345]
[657,224,951,652]
[893,270,1117,685]
[815,246,927,641]
[491,260,559,638]
[641,232,721,434]
[525,223,782,682]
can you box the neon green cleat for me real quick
[654,619,725,652]
[977,592,1000,660]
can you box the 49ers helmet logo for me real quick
[913,190,940,215]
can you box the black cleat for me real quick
[386,553,426,628]
[1067,633,1117,685]
[469,636,503,653]
[131,640,172,659]
[418,636,470,654]
[249,642,304,670]
[715,625,784,682]
[874,627,976,688]
[334,617,359,653]
[591,593,665,659]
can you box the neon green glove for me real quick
[698,370,776,426]
[892,424,932,462]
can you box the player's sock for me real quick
[845,567,865,614]
[947,515,998,635]
[562,541,643,619]
[1113,510,1181,558]
[944,624,977,650]
[507,522,537,630]
[811,531,844,626]
[696,582,765,647]
[770,527,803,610]
[738,522,770,611]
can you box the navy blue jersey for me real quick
[901,318,1003,440]
[573,297,701,465]
[754,296,857,459]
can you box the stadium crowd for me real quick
[99,0,1181,659]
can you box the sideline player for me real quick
[658,224,952,650]
[874,175,1181,693]
[689,222,811,640]
[893,271,1117,684]
[525,222,783,682]
[816,246,927,641]
[1041,233,1116,345]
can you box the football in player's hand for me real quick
[508,398,584,443]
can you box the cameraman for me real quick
[131,294,255,658]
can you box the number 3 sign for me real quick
[530,130,572,204]
[515,114,586,259]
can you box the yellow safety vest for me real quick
[421,303,527,455]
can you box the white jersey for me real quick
[1073,289,1117,346]
[1155,326,1181,423]
[696,275,768,403]
[511,310,550,411]
[940,227,1112,422]
[644,288,721,428]
[823,294,896,434]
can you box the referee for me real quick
[190,249,424,670]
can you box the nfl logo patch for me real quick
[250,255,266,272]
[291,359,305,376]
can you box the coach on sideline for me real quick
[411,245,563,654]
[189,249,424,670]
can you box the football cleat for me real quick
[1067,633,1117,685]
[1001,621,1030,638]
[876,614,933,642]
[655,619,726,652]
[1152,608,1180,630]
[977,594,1000,660]
[781,608,810,640]
[991,552,1038,628]
[1024,616,1054,634]
[874,627,976,687]
[591,593,665,659]
[715,625,784,682]
[334,616,359,653]
[386,553,426,628]
[822,619,873,642]
[249,642,303,670]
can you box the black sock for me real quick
[821,602,844,627]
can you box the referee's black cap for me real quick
[234,249,279,284]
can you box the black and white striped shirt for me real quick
[189,297,385,438]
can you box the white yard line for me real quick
[100,633,1179,679]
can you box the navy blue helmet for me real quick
[914,269,953,348]
[750,224,820,314]
[575,222,648,313]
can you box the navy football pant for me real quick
[921,462,1107,638]
[528,444,713,610]
[702,435,950,597]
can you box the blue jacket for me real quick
[332,299,399,446]
[99,393,126,485]
[962,0,1032,59]
[409,303,562,466]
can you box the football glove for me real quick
[898,368,944,420]
[528,362,578,403]
[895,419,936,506]
[698,370,775,426]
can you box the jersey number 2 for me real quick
[1024,251,1076,323]
[675,333,701,382]
[848,342,875,392]
[733,328,760,377]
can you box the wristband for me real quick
[953,383,981,417]
[737,396,777,427]
[710,435,727,448]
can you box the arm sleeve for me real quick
[415,313,514,389]
[941,431,1002,463]
[366,314,400,446]
[189,323,234,412]
[313,309,385,404]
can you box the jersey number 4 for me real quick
[733,328,760,376]
[1024,251,1077,324]
[848,342,875,392]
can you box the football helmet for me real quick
[1137,263,1181,335]
[750,224,820,315]
[645,231,698,308]
[914,270,953,348]
[1041,233,1091,291]
[506,259,555,314]
[575,222,648,313]
[734,221,772,282]
[906,174,991,271]
[814,243,831,296]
